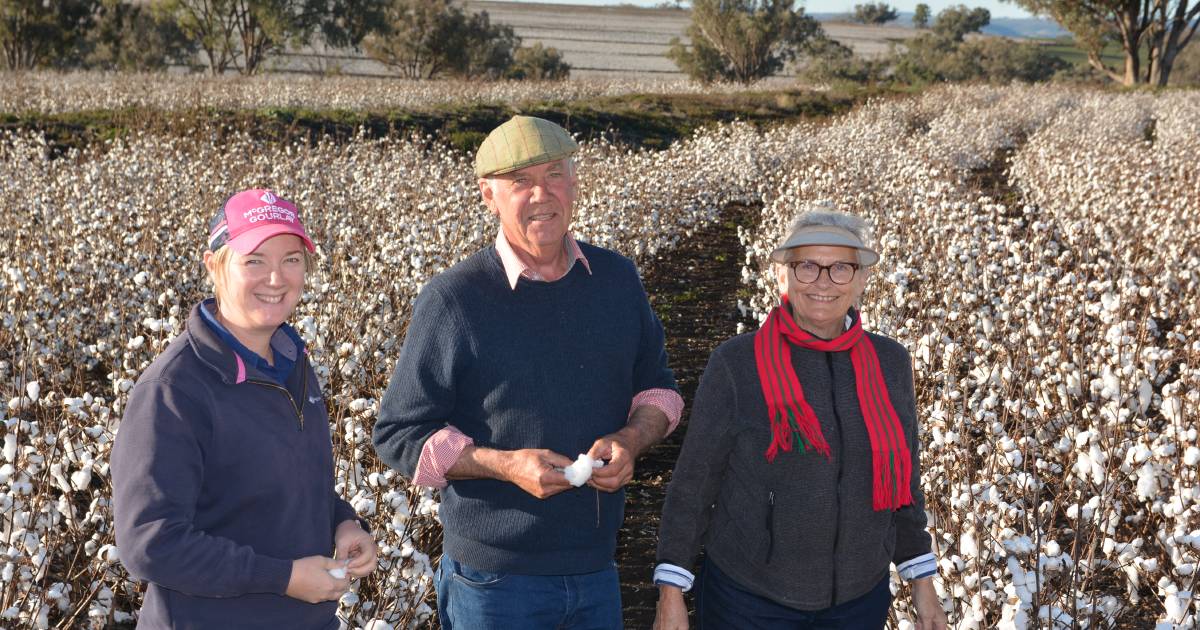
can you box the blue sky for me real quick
[516,0,1037,19]
[805,0,1033,19]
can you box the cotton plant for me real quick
[0,72,792,115]
[738,85,1200,628]
[0,112,769,625]
[2,84,1199,627]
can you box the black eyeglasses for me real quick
[787,260,860,285]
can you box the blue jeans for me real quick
[696,557,891,629]
[436,555,623,630]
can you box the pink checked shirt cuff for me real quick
[414,389,682,487]
[412,427,474,489]
[631,388,684,436]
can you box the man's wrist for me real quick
[447,445,512,482]
[623,407,669,454]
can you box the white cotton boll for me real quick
[563,454,604,487]
[1163,397,1183,423]
[1136,462,1159,500]
[97,544,119,564]
[363,621,394,630]
[126,336,144,349]
[2,435,14,463]
[24,382,39,402]
[1137,378,1152,414]
[133,271,149,286]
[339,591,358,606]
[328,566,347,579]
[70,468,92,491]
[1184,447,1200,467]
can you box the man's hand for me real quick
[911,576,948,630]
[586,432,637,492]
[587,406,669,492]
[285,556,350,603]
[446,445,574,499]
[501,448,575,498]
[334,520,378,578]
[653,585,689,630]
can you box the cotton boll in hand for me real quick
[328,559,349,579]
[563,454,605,487]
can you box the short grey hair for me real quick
[785,204,873,246]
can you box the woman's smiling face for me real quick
[206,234,307,337]
[776,245,868,339]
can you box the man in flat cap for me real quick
[373,116,682,629]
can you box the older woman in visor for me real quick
[653,209,947,629]
[112,189,377,629]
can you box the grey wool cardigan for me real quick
[656,331,933,610]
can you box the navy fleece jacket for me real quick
[111,300,359,630]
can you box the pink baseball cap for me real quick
[208,189,315,255]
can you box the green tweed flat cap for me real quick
[475,115,579,177]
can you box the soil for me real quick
[614,203,761,628]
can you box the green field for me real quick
[1035,36,1139,69]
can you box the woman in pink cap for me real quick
[112,189,377,629]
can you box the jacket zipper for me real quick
[246,356,308,431]
[765,490,776,564]
[825,351,841,607]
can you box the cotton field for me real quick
[742,85,1200,628]
[0,72,792,115]
[0,83,1197,628]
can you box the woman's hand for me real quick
[334,520,379,578]
[286,556,350,603]
[911,576,948,630]
[653,584,689,630]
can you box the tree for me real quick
[913,3,931,28]
[460,10,519,79]
[162,0,384,74]
[932,4,990,41]
[800,35,888,84]
[320,0,388,50]
[851,2,898,24]
[667,0,822,84]
[160,0,237,73]
[86,0,196,70]
[892,32,1065,83]
[364,0,542,80]
[228,0,323,74]
[0,0,95,69]
[1011,0,1200,86]
[507,42,570,80]
[363,0,458,78]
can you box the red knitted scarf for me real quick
[753,299,913,511]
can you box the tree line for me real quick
[668,0,1198,87]
[3,0,1196,86]
[0,0,569,78]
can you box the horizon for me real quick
[504,0,1039,20]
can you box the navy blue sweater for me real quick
[112,301,358,629]
[373,243,677,575]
